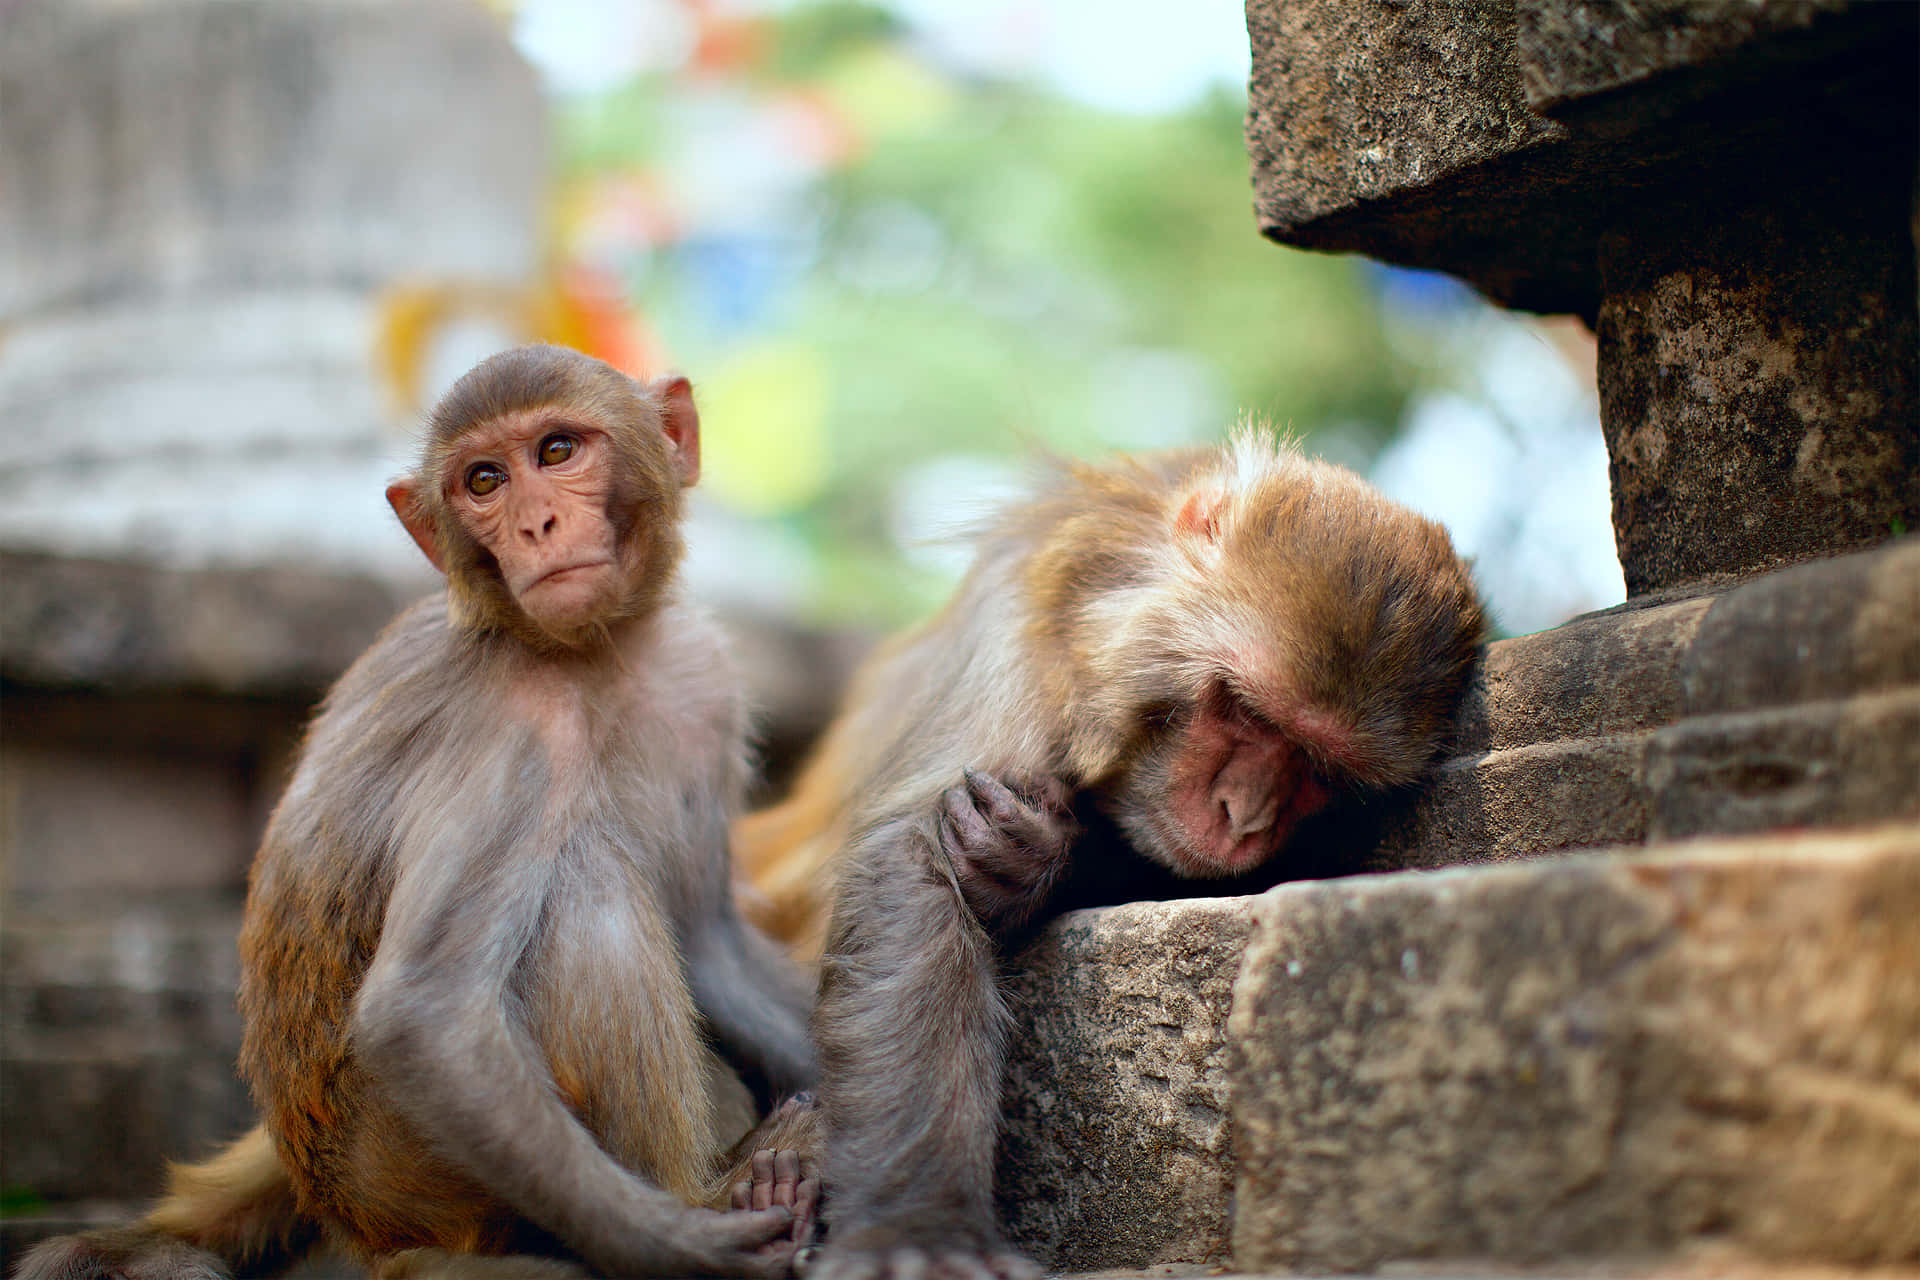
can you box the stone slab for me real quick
[997,897,1254,1270]
[0,551,417,698]
[1244,0,1916,315]
[2,744,258,898]
[1364,538,1920,870]
[1230,823,1920,1273]
[1516,0,1866,117]
[1594,187,1920,595]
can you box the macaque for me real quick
[21,346,820,1280]
[733,433,1485,1280]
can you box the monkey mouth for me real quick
[1151,809,1288,878]
[1208,823,1290,874]
[527,559,614,590]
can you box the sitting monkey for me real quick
[22,346,821,1280]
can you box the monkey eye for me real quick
[465,463,506,497]
[538,434,577,467]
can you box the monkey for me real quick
[18,346,823,1280]
[731,432,1486,1280]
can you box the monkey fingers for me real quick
[938,769,1078,931]
[731,1149,822,1248]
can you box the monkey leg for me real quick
[807,817,1041,1280]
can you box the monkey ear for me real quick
[386,478,446,574]
[648,375,701,488]
[1175,487,1227,543]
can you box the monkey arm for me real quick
[809,811,1037,1280]
[353,811,797,1279]
[687,904,819,1109]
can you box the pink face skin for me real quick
[445,412,629,635]
[1160,697,1334,876]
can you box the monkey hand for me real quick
[644,1202,803,1280]
[804,1241,1041,1280]
[938,768,1078,933]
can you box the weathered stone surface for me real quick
[1245,0,1918,592]
[1245,0,1916,317]
[0,550,867,766]
[1596,185,1919,595]
[1244,0,1582,314]
[1645,690,1920,842]
[1,744,258,898]
[1368,538,1920,870]
[1230,824,1920,1273]
[997,897,1253,1270]
[0,551,418,697]
[1515,0,1862,115]
[1454,595,1709,753]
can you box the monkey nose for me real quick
[1221,789,1279,839]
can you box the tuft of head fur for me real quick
[394,345,687,651]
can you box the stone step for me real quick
[999,822,1920,1275]
[1353,536,1920,874]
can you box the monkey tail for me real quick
[734,732,870,966]
[13,1125,320,1280]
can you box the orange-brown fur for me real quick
[739,435,1484,967]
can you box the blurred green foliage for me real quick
[553,2,1414,623]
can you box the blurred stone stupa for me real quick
[0,0,547,581]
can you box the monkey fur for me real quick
[18,347,820,1280]
[734,432,1485,1280]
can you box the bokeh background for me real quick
[465,0,1622,635]
[1,0,1624,639]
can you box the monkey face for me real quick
[446,412,632,635]
[1103,687,1335,878]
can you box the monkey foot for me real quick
[803,1243,1041,1280]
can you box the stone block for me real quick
[1367,538,1920,871]
[1245,0,1915,317]
[1230,823,1920,1272]
[1454,595,1708,753]
[1,906,250,1202]
[1675,538,1920,716]
[0,551,415,697]
[1516,0,1865,117]
[1373,732,1651,870]
[997,897,1253,1270]
[1595,191,1919,595]
[1645,689,1920,840]
[1246,0,1918,590]
[1,744,255,897]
